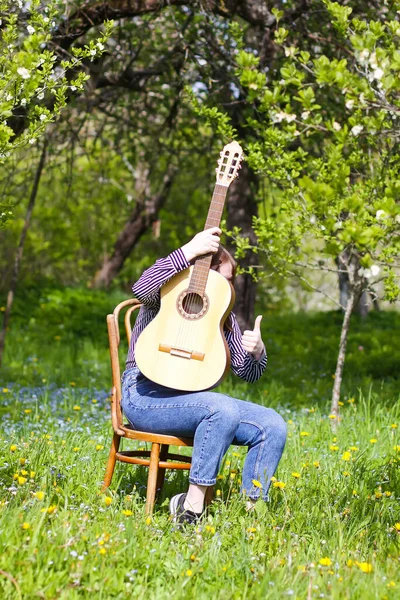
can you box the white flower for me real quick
[370,265,380,276]
[89,49,96,56]
[345,99,354,110]
[70,550,78,558]
[301,111,310,120]
[20,98,27,106]
[333,121,341,131]
[27,25,35,35]
[358,49,370,65]
[39,114,47,121]
[309,215,317,224]
[375,210,386,220]
[351,125,363,137]
[96,42,104,51]
[369,52,378,69]
[37,92,44,100]
[17,67,30,79]
[29,138,36,144]
[285,113,296,122]
[70,85,77,91]
[320,225,326,231]
[43,17,49,23]
[372,68,384,80]
[284,46,296,57]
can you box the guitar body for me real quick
[135,266,235,392]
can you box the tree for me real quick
[221,0,399,412]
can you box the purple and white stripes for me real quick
[125,248,267,383]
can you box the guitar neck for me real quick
[188,184,228,295]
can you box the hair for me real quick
[210,245,237,284]
[210,245,237,330]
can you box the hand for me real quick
[242,315,265,360]
[181,227,221,262]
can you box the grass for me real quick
[0,291,399,598]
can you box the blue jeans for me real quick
[121,367,287,500]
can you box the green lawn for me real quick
[0,294,399,598]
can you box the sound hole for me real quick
[182,293,204,315]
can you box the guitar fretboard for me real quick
[188,183,228,296]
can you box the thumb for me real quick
[253,315,263,332]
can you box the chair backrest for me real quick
[106,299,142,434]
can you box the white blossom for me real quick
[17,67,30,79]
[358,49,370,65]
[27,25,35,35]
[20,98,27,106]
[369,52,378,70]
[370,265,380,276]
[39,114,47,121]
[375,210,387,220]
[37,92,44,100]
[301,111,310,120]
[372,68,384,80]
[345,99,354,110]
[333,121,341,131]
[29,138,36,144]
[70,85,77,91]
[351,125,363,137]
[89,49,96,56]
[309,215,317,224]
[96,42,104,51]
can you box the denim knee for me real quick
[267,411,287,449]
[210,396,241,434]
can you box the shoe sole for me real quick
[169,493,185,523]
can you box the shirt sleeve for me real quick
[132,248,190,308]
[225,313,267,383]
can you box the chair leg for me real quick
[102,432,121,491]
[205,485,214,507]
[145,442,160,515]
[156,444,169,496]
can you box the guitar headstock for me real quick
[215,141,243,187]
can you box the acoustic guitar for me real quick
[135,141,243,391]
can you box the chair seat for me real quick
[121,423,194,447]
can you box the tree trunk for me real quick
[330,288,355,417]
[0,139,49,368]
[337,250,370,316]
[226,163,259,331]
[91,167,175,288]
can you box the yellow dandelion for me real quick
[19,457,27,465]
[99,547,106,555]
[300,431,310,437]
[291,472,301,479]
[347,559,354,567]
[390,424,397,429]
[369,438,377,444]
[73,405,81,411]
[394,523,400,532]
[10,445,17,452]
[30,471,35,478]
[313,461,320,468]
[122,509,133,516]
[343,471,350,477]
[216,489,221,497]
[24,409,32,414]
[319,557,332,567]
[347,398,355,404]
[387,581,396,588]
[329,414,336,420]
[104,496,112,506]
[349,446,359,452]
[352,490,358,496]
[21,522,31,530]
[70,382,76,387]
[384,491,392,497]
[2,388,9,393]
[186,569,193,577]
[393,445,400,452]
[21,469,28,476]
[92,399,98,404]
[96,444,104,451]
[247,527,257,533]
[330,445,339,451]
[251,479,262,488]
[17,476,27,485]
[341,452,351,462]
[146,516,152,525]
[73,447,80,452]
[33,491,45,500]
[272,481,286,489]
[338,401,344,406]
[357,562,373,573]
[41,505,57,514]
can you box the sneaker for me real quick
[169,493,203,525]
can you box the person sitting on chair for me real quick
[121,227,287,524]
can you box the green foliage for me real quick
[0,1,113,224]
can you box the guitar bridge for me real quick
[158,343,205,362]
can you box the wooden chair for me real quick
[103,298,194,514]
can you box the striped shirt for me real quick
[126,248,267,383]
